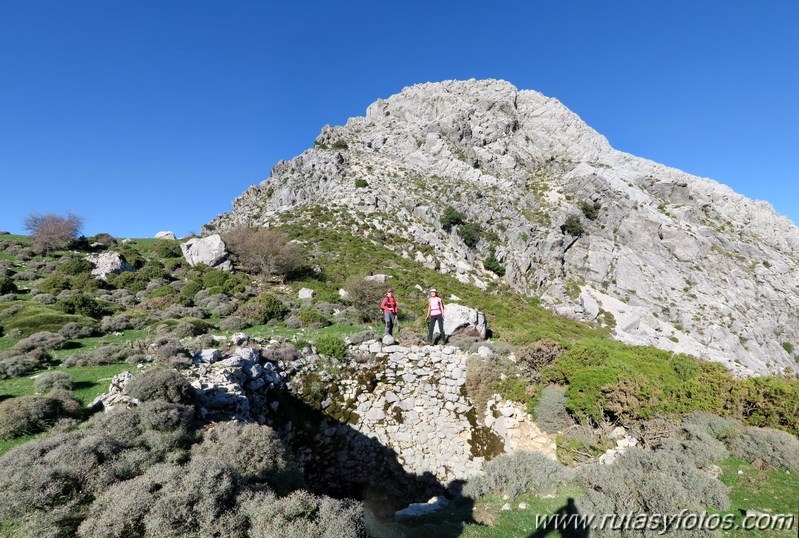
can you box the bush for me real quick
[57,258,93,275]
[193,422,303,494]
[179,280,202,300]
[223,227,305,279]
[440,206,466,231]
[0,395,68,438]
[657,424,730,469]
[34,371,75,393]
[579,200,601,220]
[0,348,51,379]
[238,294,288,325]
[220,316,249,331]
[516,339,563,382]
[457,222,481,248]
[343,275,386,323]
[125,368,195,405]
[55,294,111,319]
[239,489,364,538]
[465,356,501,419]
[727,426,799,470]
[579,448,730,522]
[262,343,300,364]
[13,331,68,352]
[563,214,584,236]
[483,248,505,276]
[354,178,368,188]
[59,321,98,338]
[533,386,571,434]
[298,307,329,327]
[92,232,117,247]
[23,212,84,254]
[38,274,73,295]
[463,450,571,499]
[315,335,347,360]
[0,276,17,294]
[153,240,183,259]
[682,412,743,440]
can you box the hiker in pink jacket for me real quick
[426,288,446,344]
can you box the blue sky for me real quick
[1,1,797,237]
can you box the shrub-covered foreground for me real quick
[0,399,365,537]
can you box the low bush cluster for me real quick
[727,426,799,471]
[463,450,571,499]
[315,334,347,360]
[34,371,75,393]
[533,385,571,434]
[0,391,81,439]
[125,368,196,405]
[516,339,563,382]
[578,448,730,525]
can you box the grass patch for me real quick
[718,458,798,537]
[0,301,94,337]
[48,329,150,362]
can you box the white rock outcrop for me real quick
[181,234,231,271]
[87,252,132,280]
[155,231,176,240]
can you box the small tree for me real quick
[23,212,84,254]
[483,248,505,276]
[440,206,466,232]
[223,226,305,280]
[563,214,584,237]
[457,222,481,248]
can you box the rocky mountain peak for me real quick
[205,79,799,375]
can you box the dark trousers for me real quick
[384,311,396,335]
[428,314,445,344]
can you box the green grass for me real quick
[0,301,94,337]
[718,458,798,537]
[49,329,150,362]
[238,322,366,342]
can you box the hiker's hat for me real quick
[430,288,437,293]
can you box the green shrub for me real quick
[727,426,799,471]
[682,412,743,440]
[783,342,794,354]
[126,369,195,405]
[0,349,51,379]
[463,450,571,499]
[563,214,584,236]
[483,248,505,276]
[315,334,347,360]
[354,179,368,188]
[579,200,601,220]
[541,339,741,424]
[331,139,348,150]
[457,222,481,248]
[13,331,68,352]
[238,294,290,325]
[440,206,466,231]
[0,276,17,294]
[56,294,111,319]
[34,371,75,393]
[38,274,73,295]
[153,240,183,259]
[179,280,202,300]
[465,356,502,419]
[297,307,329,327]
[57,258,93,275]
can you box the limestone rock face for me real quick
[87,252,132,280]
[205,79,799,374]
[155,231,176,240]
[181,234,231,270]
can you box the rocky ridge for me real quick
[205,79,799,374]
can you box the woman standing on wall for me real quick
[426,288,446,345]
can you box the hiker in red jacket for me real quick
[381,288,398,336]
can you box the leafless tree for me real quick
[23,212,84,254]
[223,226,304,279]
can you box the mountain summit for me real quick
[205,79,799,375]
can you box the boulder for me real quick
[155,231,176,240]
[181,234,231,270]
[364,274,390,283]
[87,252,133,280]
[298,288,315,299]
[432,303,489,340]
